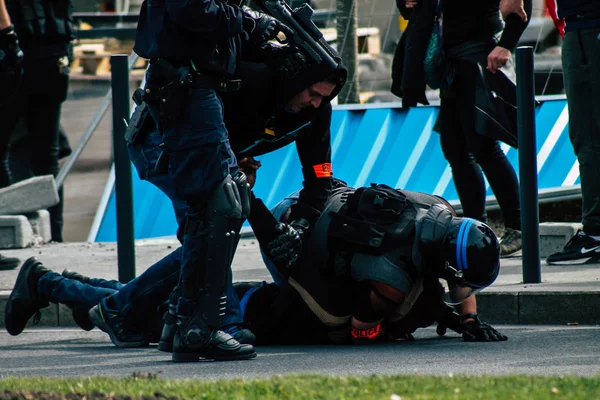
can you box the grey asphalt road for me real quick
[1,325,599,379]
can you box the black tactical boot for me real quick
[158,304,177,352]
[159,306,258,352]
[0,254,20,271]
[172,311,256,362]
[5,257,50,335]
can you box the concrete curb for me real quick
[1,290,599,330]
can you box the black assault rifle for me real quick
[251,0,341,71]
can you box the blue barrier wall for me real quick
[92,98,575,242]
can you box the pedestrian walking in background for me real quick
[545,0,600,265]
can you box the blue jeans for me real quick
[37,271,122,312]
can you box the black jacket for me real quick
[222,61,343,226]
[390,0,436,107]
[133,0,244,78]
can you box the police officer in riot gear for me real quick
[0,0,75,242]
[151,45,346,352]
[124,0,298,362]
[92,15,345,354]
[238,179,507,345]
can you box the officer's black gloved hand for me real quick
[242,8,294,43]
[289,217,310,241]
[265,222,303,269]
[461,314,508,342]
[0,29,24,74]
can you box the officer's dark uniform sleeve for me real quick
[497,0,533,51]
[166,0,245,37]
[288,103,334,226]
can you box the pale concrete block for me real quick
[0,175,59,215]
[0,215,34,249]
[26,210,52,243]
[539,222,582,258]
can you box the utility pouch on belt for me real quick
[144,58,241,126]
[124,88,152,145]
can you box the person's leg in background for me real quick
[58,125,72,160]
[0,69,25,188]
[449,60,521,256]
[26,58,69,242]
[439,89,488,224]
[547,28,600,264]
[0,65,27,270]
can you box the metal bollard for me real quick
[111,54,136,283]
[516,46,541,283]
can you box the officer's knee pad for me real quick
[207,174,244,219]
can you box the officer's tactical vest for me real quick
[320,184,446,288]
[7,0,75,55]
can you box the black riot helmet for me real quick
[418,205,500,305]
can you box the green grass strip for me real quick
[0,374,599,399]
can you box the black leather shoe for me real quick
[0,254,20,271]
[160,318,258,353]
[172,327,256,362]
[172,314,256,362]
[5,257,50,335]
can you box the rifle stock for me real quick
[252,0,340,69]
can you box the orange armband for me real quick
[313,163,333,178]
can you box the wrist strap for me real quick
[0,25,15,36]
[460,313,480,323]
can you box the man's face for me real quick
[286,81,336,113]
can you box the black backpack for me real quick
[326,184,417,276]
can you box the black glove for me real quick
[0,28,24,74]
[289,217,310,241]
[265,222,302,269]
[242,8,293,43]
[461,314,508,342]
